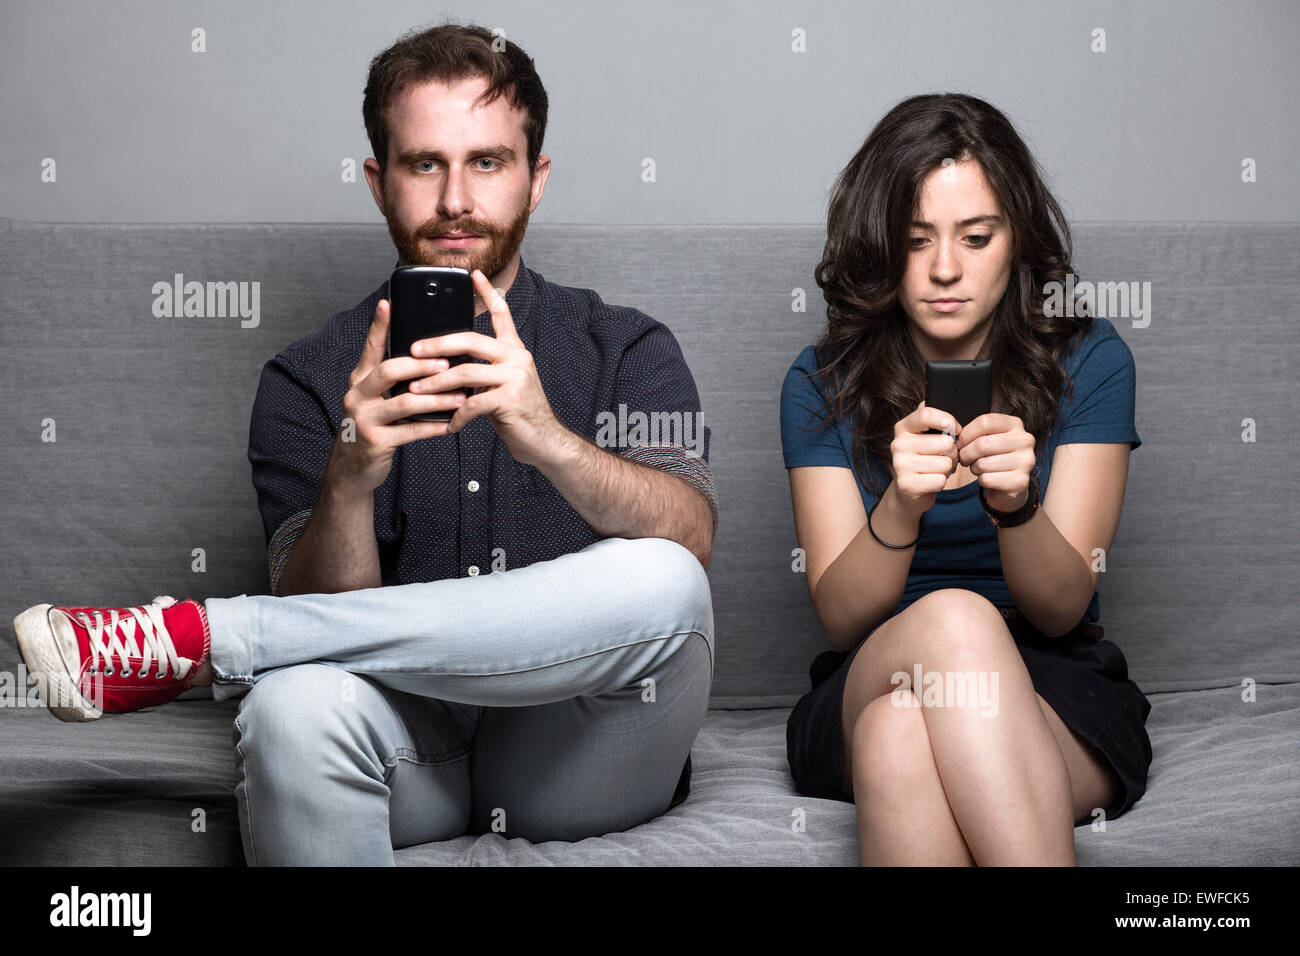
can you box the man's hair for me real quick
[363,22,549,175]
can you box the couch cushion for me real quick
[1,685,1296,866]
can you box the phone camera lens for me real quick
[425,281,439,295]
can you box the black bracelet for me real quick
[979,480,1041,529]
[867,496,923,550]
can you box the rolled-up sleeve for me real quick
[609,322,718,533]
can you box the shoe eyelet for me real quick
[103,665,115,676]
[120,667,133,678]
[155,670,169,680]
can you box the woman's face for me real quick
[898,157,1014,361]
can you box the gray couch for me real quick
[1,217,1296,866]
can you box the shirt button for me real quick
[467,480,480,493]
[467,565,480,576]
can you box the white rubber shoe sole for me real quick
[13,603,104,722]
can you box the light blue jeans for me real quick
[201,536,714,865]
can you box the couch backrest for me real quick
[2,218,1296,704]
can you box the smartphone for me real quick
[924,360,992,436]
[386,265,475,422]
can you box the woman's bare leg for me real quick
[1034,692,1121,825]
[841,589,1075,865]
[851,689,976,865]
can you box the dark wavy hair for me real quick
[809,92,1092,497]
[363,22,549,176]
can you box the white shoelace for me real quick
[70,596,185,680]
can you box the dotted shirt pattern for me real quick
[248,258,716,595]
[780,316,1141,626]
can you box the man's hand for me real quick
[955,412,1037,512]
[332,298,466,495]
[408,268,570,466]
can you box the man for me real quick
[12,23,717,865]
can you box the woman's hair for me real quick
[810,92,1092,496]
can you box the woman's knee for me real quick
[910,588,1007,629]
[845,590,1014,711]
[899,589,1016,663]
[849,692,933,801]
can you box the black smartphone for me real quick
[386,265,475,422]
[924,360,992,435]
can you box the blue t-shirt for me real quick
[780,316,1141,626]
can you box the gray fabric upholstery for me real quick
[2,688,1295,865]
[1,218,1296,865]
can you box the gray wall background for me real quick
[2,0,1297,224]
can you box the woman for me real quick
[780,93,1152,866]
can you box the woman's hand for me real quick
[890,400,963,518]
[956,413,1037,511]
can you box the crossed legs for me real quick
[203,536,715,865]
[840,589,1120,866]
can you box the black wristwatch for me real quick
[979,480,1040,528]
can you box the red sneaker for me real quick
[12,596,211,722]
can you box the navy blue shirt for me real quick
[780,316,1141,626]
[248,258,716,596]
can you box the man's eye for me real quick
[475,158,499,171]
[416,160,435,172]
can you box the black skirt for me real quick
[785,606,1153,819]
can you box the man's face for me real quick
[898,157,1014,361]
[365,75,549,281]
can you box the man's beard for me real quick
[382,188,531,281]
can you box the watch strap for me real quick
[980,480,1040,528]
